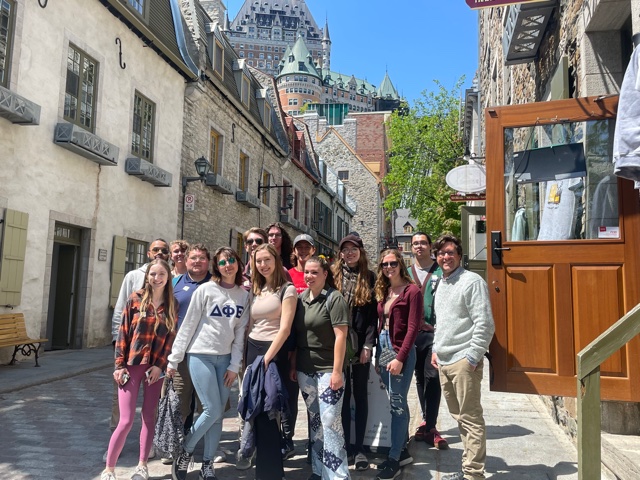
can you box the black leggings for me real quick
[341,362,370,454]
[245,338,286,480]
[414,330,441,430]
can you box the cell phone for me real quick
[121,372,130,385]
[145,369,165,381]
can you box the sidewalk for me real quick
[0,347,583,479]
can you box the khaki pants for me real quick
[162,360,196,430]
[439,358,486,479]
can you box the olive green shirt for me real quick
[295,287,350,374]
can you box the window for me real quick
[403,224,413,234]
[338,170,349,181]
[125,239,147,274]
[0,0,15,88]
[259,53,264,59]
[238,152,249,191]
[131,91,155,161]
[209,128,223,174]
[281,179,291,211]
[263,101,271,131]
[241,74,250,107]
[64,44,98,131]
[249,52,254,59]
[293,189,300,220]
[304,197,310,226]
[127,0,146,17]
[214,39,224,78]
[261,170,271,206]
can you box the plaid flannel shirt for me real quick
[114,290,177,371]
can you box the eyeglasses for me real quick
[437,251,457,258]
[268,233,282,238]
[412,241,430,247]
[245,238,264,245]
[381,261,399,269]
[189,255,208,262]
[341,247,359,254]
[151,247,169,254]
[218,257,237,267]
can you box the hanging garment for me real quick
[511,207,529,241]
[613,47,640,182]
[537,178,582,240]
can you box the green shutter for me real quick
[550,56,569,100]
[109,236,127,308]
[0,209,29,306]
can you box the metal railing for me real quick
[576,303,640,479]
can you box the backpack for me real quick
[279,282,304,352]
[323,287,359,365]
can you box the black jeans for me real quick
[280,354,299,441]
[246,338,286,480]
[341,361,370,454]
[414,330,441,430]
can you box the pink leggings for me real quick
[106,364,162,467]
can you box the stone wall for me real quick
[314,131,381,268]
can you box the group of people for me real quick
[101,224,495,480]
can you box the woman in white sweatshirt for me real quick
[167,247,250,480]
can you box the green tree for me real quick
[384,79,466,238]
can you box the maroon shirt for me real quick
[376,284,423,363]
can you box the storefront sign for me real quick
[450,193,487,202]
[466,0,546,9]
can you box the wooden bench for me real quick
[0,313,48,367]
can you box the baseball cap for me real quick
[293,234,315,247]
[339,233,364,251]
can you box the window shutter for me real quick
[0,209,29,306]
[110,236,127,308]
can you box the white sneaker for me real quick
[101,470,117,480]
[354,452,369,471]
[130,465,149,480]
[213,450,226,463]
[235,450,253,470]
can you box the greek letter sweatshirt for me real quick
[168,282,250,373]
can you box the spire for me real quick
[323,18,331,42]
[378,71,400,100]
[223,12,231,33]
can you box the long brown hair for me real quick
[332,246,372,307]
[251,243,288,295]
[211,247,244,286]
[140,259,177,333]
[374,249,414,302]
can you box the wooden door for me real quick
[485,96,640,401]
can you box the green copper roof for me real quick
[277,36,322,78]
[377,72,400,100]
[324,71,377,96]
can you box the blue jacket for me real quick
[237,355,289,457]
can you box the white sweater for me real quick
[433,268,495,366]
[167,282,250,373]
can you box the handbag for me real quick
[153,377,184,457]
[378,347,397,368]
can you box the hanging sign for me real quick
[466,0,547,9]
[446,164,486,193]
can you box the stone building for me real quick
[471,0,640,463]
[177,1,318,257]
[0,0,198,356]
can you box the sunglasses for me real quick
[246,238,264,245]
[151,247,169,255]
[218,257,237,267]
[381,261,399,269]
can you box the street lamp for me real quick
[257,181,294,213]
[180,156,211,238]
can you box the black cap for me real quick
[339,233,364,251]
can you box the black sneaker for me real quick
[399,448,413,467]
[375,459,400,480]
[200,460,216,480]
[377,459,391,470]
[281,438,295,460]
[172,449,192,480]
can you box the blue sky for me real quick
[225,0,480,105]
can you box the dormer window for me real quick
[214,39,224,79]
[241,74,250,107]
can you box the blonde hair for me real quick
[251,243,288,295]
[373,249,414,302]
[140,259,177,333]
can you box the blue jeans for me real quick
[378,329,416,461]
[184,353,232,461]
